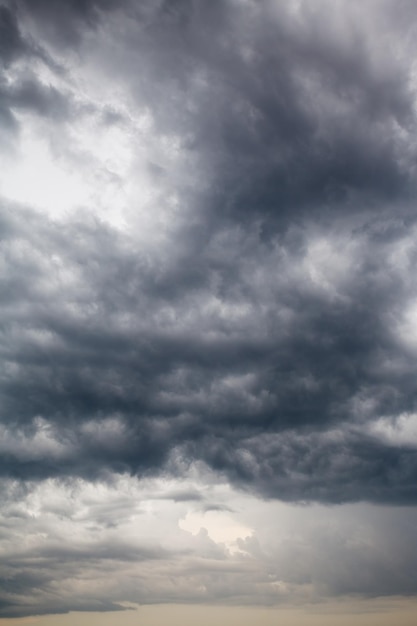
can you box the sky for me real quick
[1,0,417,624]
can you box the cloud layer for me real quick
[2,474,417,618]
[2,0,417,618]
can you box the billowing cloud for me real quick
[1,0,417,619]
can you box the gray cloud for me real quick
[15,0,128,46]
[94,0,415,231]
[2,0,417,616]
[0,4,27,66]
[1,196,417,502]
[2,476,417,617]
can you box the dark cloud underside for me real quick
[1,0,417,503]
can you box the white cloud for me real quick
[368,412,417,448]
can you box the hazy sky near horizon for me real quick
[1,0,417,623]
[3,600,417,626]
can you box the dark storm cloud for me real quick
[0,3,66,140]
[0,4,27,66]
[2,198,417,503]
[101,0,415,231]
[0,76,70,118]
[0,0,125,140]
[198,430,417,504]
[2,0,417,505]
[0,4,26,138]
[15,0,128,45]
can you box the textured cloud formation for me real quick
[2,474,417,618]
[1,0,417,618]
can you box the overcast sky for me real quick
[1,0,417,624]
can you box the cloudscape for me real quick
[1,1,417,624]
